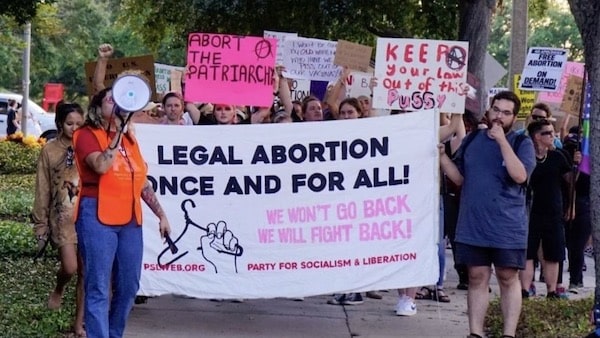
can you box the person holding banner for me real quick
[73,86,172,338]
[439,91,536,338]
[160,91,193,125]
[32,101,86,337]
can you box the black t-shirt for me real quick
[529,150,570,216]
[6,108,17,135]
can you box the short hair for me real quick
[162,91,184,107]
[490,91,521,116]
[527,119,552,136]
[531,102,552,118]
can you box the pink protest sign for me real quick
[185,33,277,107]
[538,61,584,104]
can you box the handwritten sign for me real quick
[373,38,469,113]
[283,38,342,82]
[334,40,373,72]
[264,30,298,65]
[185,33,276,107]
[538,61,585,103]
[518,47,568,92]
[560,75,584,116]
[135,112,439,299]
[154,63,184,95]
[84,55,156,99]
[513,74,536,120]
[345,71,373,99]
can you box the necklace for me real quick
[57,135,72,149]
[536,154,547,163]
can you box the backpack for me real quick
[453,129,530,191]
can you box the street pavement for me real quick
[124,249,596,338]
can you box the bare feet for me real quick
[47,290,63,310]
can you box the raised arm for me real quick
[93,43,114,94]
[324,67,351,119]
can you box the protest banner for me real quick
[264,30,298,65]
[283,38,342,82]
[518,47,568,92]
[513,74,536,120]
[484,52,507,91]
[84,54,156,100]
[154,63,185,95]
[185,33,277,107]
[560,75,584,117]
[373,38,469,113]
[580,81,591,175]
[334,40,373,73]
[136,113,439,299]
[538,61,585,103]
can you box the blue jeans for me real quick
[76,197,143,338]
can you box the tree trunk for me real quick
[567,0,600,304]
[458,0,497,120]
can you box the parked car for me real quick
[0,92,57,139]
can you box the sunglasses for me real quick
[531,115,547,121]
[66,146,74,167]
[540,131,554,136]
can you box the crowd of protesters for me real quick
[30,42,591,338]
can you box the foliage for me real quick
[0,0,55,25]
[0,220,37,257]
[0,133,43,174]
[0,174,36,222]
[485,296,594,337]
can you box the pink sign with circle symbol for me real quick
[186,33,277,107]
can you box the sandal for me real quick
[415,287,435,300]
[433,288,451,303]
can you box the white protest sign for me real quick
[487,87,508,109]
[264,30,298,66]
[283,37,342,82]
[345,71,373,99]
[518,47,568,92]
[136,113,439,299]
[288,78,312,101]
[154,63,185,95]
[373,38,469,113]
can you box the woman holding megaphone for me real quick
[73,70,171,338]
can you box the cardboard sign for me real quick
[155,63,185,95]
[538,61,585,103]
[513,74,536,120]
[135,112,439,299]
[560,75,584,116]
[84,55,156,99]
[185,33,277,107]
[170,70,183,96]
[334,40,373,72]
[283,38,342,82]
[373,38,469,113]
[518,47,568,92]
[264,30,298,65]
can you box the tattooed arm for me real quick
[141,180,171,238]
[85,131,124,174]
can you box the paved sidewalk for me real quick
[124,249,596,338]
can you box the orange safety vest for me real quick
[73,127,148,226]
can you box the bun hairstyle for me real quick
[55,101,84,132]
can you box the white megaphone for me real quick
[112,74,152,112]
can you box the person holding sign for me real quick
[439,91,536,338]
[73,85,172,338]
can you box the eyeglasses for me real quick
[66,146,74,167]
[540,131,554,136]
[491,106,514,117]
[531,115,547,121]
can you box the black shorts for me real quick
[455,243,526,270]
[527,214,566,262]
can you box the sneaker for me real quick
[547,291,560,299]
[568,284,580,294]
[556,287,569,299]
[456,282,468,290]
[342,293,364,305]
[528,283,536,297]
[395,296,417,316]
[327,294,346,305]
[521,289,530,299]
[584,245,594,257]
[231,298,244,303]
[366,291,383,299]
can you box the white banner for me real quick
[373,38,469,113]
[518,47,568,92]
[136,113,439,299]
